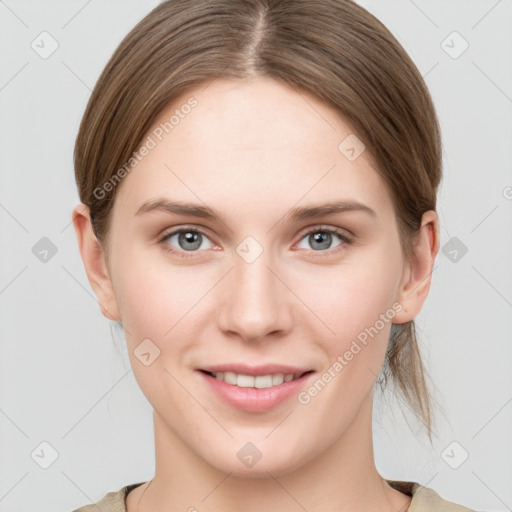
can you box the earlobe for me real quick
[393,210,440,324]
[72,204,122,322]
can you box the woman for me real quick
[71,0,477,510]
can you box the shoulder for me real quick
[71,482,146,512]
[386,479,477,512]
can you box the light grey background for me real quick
[0,1,511,511]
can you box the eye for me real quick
[157,227,214,258]
[157,225,352,259]
[296,226,352,253]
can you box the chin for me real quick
[203,445,308,479]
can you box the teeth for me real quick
[237,374,256,387]
[211,371,300,388]
[223,371,236,385]
[272,374,284,385]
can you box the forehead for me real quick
[112,77,394,225]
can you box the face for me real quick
[96,77,414,476]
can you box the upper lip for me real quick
[198,363,313,377]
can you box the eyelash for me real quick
[156,225,353,259]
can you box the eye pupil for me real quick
[310,231,332,250]
[179,231,202,250]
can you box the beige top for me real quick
[72,480,477,511]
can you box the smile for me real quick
[203,370,308,388]
[197,369,315,412]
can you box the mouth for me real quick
[199,369,314,389]
[196,366,316,412]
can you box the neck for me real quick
[130,395,411,512]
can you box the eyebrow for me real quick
[134,198,377,223]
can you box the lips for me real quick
[196,363,315,412]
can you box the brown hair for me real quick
[74,0,442,441]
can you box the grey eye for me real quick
[297,230,344,251]
[165,230,213,251]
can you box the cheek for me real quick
[111,242,193,335]
[304,245,403,343]
[295,253,403,424]
[110,245,221,378]
[110,250,205,400]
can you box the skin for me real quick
[73,76,439,512]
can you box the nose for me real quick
[216,242,294,343]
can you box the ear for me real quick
[72,204,121,322]
[393,210,440,324]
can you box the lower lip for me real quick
[197,371,314,412]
